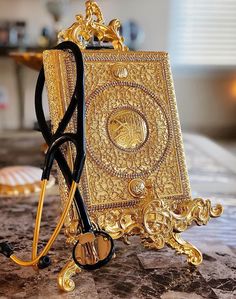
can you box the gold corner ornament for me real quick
[58,0,128,51]
[42,1,223,293]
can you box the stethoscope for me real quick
[0,41,114,271]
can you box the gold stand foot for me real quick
[167,233,203,266]
[57,260,81,292]
[139,197,223,266]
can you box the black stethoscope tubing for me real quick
[35,41,92,233]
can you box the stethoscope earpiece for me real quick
[0,242,14,258]
[38,255,51,269]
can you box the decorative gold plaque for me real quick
[43,1,223,292]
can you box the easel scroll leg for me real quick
[58,260,81,292]
[166,232,203,266]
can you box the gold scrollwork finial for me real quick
[58,0,128,51]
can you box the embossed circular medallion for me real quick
[112,64,128,79]
[86,81,172,179]
[128,179,146,197]
[107,108,148,151]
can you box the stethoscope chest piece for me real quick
[72,231,114,270]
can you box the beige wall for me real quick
[0,0,236,136]
[173,69,236,135]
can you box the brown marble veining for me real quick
[0,132,235,299]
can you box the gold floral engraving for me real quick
[107,108,148,151]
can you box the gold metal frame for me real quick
[58,0,128,51]
[43,1,223,292]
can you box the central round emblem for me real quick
[86,82,171,179]
[107,108,148,151]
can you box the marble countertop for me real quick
[0,132,235,299]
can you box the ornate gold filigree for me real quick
[58,260,81,292]
[58,0,128,51]
[42,1,223,292]
[96,186,221,262]
[92,194,222,266]
[44,47,223,290]
[167,233,203,266]
[56,194,222,292]
[172,198,224,231]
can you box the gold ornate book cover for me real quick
[43,50,191,209]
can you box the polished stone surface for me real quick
[0,132,236,299]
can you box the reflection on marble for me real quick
[0,132,235,299]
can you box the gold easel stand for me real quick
[58,191,223,292]
[49,1,223,291]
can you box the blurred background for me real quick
[0,0,236,154]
